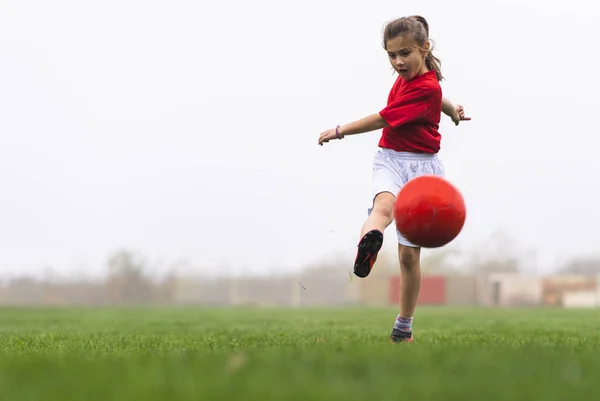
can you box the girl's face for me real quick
[386,34,429,81]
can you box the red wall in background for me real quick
[389,275,446,305]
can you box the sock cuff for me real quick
[397,316,413,323]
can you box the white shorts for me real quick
[368,147,445,247]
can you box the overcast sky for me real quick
[1,0,599,279]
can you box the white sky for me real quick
[1,0,599,278]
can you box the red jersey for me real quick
[378,70,442,153]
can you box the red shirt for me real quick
[378,70,442,153]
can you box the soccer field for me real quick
[0,306,597,400]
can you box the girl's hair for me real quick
[382,15,444,81]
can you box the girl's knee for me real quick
[372,192,395,218]
[399,246,420,270]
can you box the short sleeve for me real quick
[379,85,435,128]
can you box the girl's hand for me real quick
[318,127,343,146]
[451,105,471,126]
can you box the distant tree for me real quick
[462,230,536,274]
[166,258,193,277]
[107,249,146,279]
[557,256,600,275]
[421,247,462,274]
[106,249,156,304]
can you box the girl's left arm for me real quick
[442,97,471,125]
[442,97,456,117]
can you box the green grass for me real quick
[0,306,598,401]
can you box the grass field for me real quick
[0,306,598,400]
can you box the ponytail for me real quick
[425,49,444,82]
[411,15,444,82]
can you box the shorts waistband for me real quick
[379,147,438,160]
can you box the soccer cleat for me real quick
[389,328,414,343]
[353,229,383,278]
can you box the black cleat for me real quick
[353,229,384,278]
[389,328,414,343]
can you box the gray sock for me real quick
[393,315,413,333]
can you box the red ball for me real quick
[394,175,466,248]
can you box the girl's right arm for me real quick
[338,113,389,137]
[318,113,388,145]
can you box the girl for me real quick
[318,15,470,343]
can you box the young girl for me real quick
[318,15,469,343]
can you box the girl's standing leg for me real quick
[389,154,443,343]
[398,245,422,317]
[390,245,421,342]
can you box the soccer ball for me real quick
[393,175,466,248]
